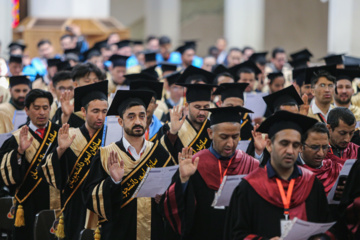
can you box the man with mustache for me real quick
[38,81,108,240]
[225,111,333,240]
[0,76,31,133]
[82,90,175,240]
[293,68,314,102]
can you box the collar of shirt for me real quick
[266,160,302,180]
[167,98,180,107]
[298,153,323,169]
[209,143,235,160]
[311,102,332,120]
[122,136,146,160]
[29,121,48,133]
[333,102,351,109]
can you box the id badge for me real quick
[280,219,292,236]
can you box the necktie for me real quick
[35,128,45,139]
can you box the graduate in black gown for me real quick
[162,106,264,240]
[0,89,60,240]
[82,90,175,240]
[225,111,334,240]
[39,81,108,240]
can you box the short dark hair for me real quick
[327,107,356,130]
[159,36,171,45]
[119,100,145,118]
[25,89,53,108]
[242,46,254,54]
[60,34,74,41]
[228,47,242,54]
[237,67,255,78]
[146,35,157,43]
[52,71,72,87]
[71,62,103,82]
[37,39,52,48]
[272,47,285,59]
[213,72,234,85]
[301,122,329,144]
[311,70,336,87]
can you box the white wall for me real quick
[0,0,13,57]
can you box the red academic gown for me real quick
[162,149,259,240]
[326,142,359,165]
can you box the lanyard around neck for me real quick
[276,178,295,220]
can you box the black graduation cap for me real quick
[176,40,197,55]
[228,60,262,79]
[292,68,307,86]
[83,47,101,61]
[130,80,163,100]
[116,40,132,49]
[9,55,22,64]
[47,58,62,67]
[290,49,313,61]
[289,58,309,69]
[176,83,215,102]
[93,39,108,50]
[74,80,108,112]
[177,65,215,84]
[64,47,80,56]
[322,54,344,66]
[262,85,303,113]
[144,51,157,62]
[164,71,181,86]
[141,65,159,79]
[335,69,360,81]
[160,62,178,73]
[249,52,268,65]
[212,83,248,101]
[8,42,26,51]
[132,40,144,45]
[109,54,129,67]
[9,76,31,87]
[305,65,337,85]
[56,60,72,72]
[124,72,158,82]
[202,106,253,126]
[212,64,232,76]
[107,90,153,116]
[257,110,318,138]
[267,72,284,83]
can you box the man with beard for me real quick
[307,66,336,123]
[162,107,259,240]
[0,89,60,240]
[325,107,358,165]
[158,83,214,162]
[297,122,342,196]
[0,76,31,133]
[293,68,314,102]
[224,111,333,240]
[38,81,107,240]
[82,90,175,240]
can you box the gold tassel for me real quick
[94,224,101,240]
[55,214,66,239]
[14,204,25,227]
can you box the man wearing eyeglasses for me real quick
[297,122,342,196]
[307,67,336,123]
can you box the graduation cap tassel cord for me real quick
[94,223,101,240]
[55,214,66,239]
[14,204,25,227]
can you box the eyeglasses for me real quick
[317,83,334,89]
[303,144,329,152]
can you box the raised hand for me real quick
[18,126,33,155]
[299,94,310,116]
[178,147,199,183]
[107,151,125,183]
[252,124,268,155]
[169,105,186,135]
[60,90,74,117]
[57,124,76,152]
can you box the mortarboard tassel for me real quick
[14,204,25,227]
[94,224,101,240]
[55,214,65,238]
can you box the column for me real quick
[145,0,180,47]
[224,0,265,50]
[0,0,13,56]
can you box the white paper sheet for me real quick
[132,165,179,198]
[12,110,27,131]
[236,140,251,152]
[0,133,12,148]
[282,217,335,240]
[104,116,123,146]
[327,159,356,204]
[212,174,246,207]
[244,92,267,120]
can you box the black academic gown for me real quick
[0,122,60,240]
[224,164,332,240]
[38,124,100,240]
[240,113,253,141]
[51,107,84,128]
[82,139,175,240]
